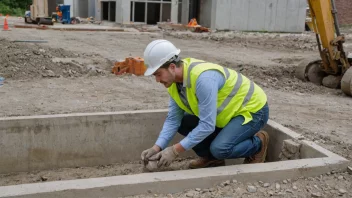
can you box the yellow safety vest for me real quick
[167,58,267,128]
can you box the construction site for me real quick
[1,0,352,197]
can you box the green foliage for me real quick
[0,0,30,16]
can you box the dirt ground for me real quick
[1,17,352,197]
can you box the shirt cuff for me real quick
[179,137,193,151]
[155,138,168,150]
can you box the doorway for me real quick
[101,1,116,21]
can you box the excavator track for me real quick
[295,58,322,82]
[341,67,352,96]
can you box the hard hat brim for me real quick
[144,65,160,76]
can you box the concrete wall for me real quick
[211,0,307,32]
[181,0,189,24]
[95,0,101,21]
[335,0,352,25]
[77,0,89,18]
[0,110,192,174]
[199,0,212,28]
[0,110,330,175]
[88,0,95,17]
[114,0,130,24]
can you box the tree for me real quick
[0,0,31,16]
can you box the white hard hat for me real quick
[143,39,181,76]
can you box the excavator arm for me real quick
[296,0,352,96]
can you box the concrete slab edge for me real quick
[0,157,348,198]
[267,120,346,160]
[0,109,169,120]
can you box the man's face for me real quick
[153,64,176,88]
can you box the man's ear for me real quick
[169,63,176,71]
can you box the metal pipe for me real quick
[330,0,341,36]
[145,1,148,24]
[132,1,135,22]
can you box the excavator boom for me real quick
[296,0,352,96]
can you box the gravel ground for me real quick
[0,16,351,198]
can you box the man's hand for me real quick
[141,145,161,165]
[149,146,179,167]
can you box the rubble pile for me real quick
[0,38,110,80]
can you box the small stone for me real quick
[186,191,197,197]
[145,161,158,172]
[286,189,293,194]
[268,191,274,196]
[339,189,346,194]
[46,70,56,77]
[147,190,152,193]
[209,188,215,192]
[283,139,301,153]
[263,183,270,188]
[287,179,291,183]
[293,186,298,190]
[40,176,48,181]
[259,181,264,184]
[338,176,344,180]
[195,188,201,192]
[311,192,322,197]
[276,183,281,190]
[167,194,173,198]
[232,179,238,183]
[247,185,257,193]
[347,166,352,174]
[283,180,288,184]
[221,180,231,186]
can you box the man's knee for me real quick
[210,143,230,160]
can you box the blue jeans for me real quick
[178,103,269,160]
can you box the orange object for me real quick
[187,18,198,27]
[3,18,9,31]
[112,57,146,76]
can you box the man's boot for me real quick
[189,157,225,169]
[243,130,269,164]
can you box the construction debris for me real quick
[279,139,302,160]
[112,57,146,76]
[157,18,210,33]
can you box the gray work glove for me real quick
[149,146,179,168]
[141,147,159,166]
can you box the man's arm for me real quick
[154,97,185,150]
[174,70,225,152]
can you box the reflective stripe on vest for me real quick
[186,62,254,115]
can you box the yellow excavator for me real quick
[296,0,352,96]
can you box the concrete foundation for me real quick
[0,110,349,197]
